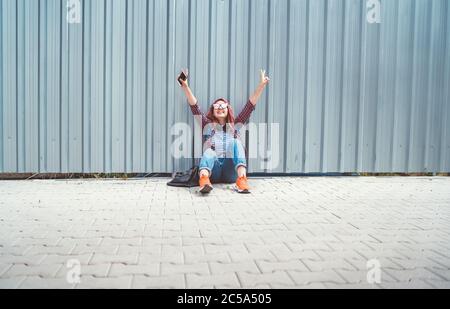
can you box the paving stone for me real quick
[324,282,381,289]
[256,260,309,273]
[302,259,357,272]
[18,276,76,289]
[184,252,231,264]
[132,274,185,289]
[0,254,46,266]
[75,275,133,289]
[55,263,111,278]
[210,261,260,275]
[237,271,295,288]
[186,273,241,289]
[89,253,138,265]
[425,280,450,289]
[108,263,159,277]
[376,279,435,289]
[287,270,347,285]
[160,263,210,276]
[384,268,447,282]
[0,277,26,289]
[335,269,398,284]
[3,264,62,278]
[138,252,184,264]
[39,254,93,266]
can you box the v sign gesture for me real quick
[260,69,270,86]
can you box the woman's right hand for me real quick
[179,77,188,88]
[179,71,197,106]
[177,70,189,88]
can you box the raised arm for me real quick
[179,76,197,106]
[178,72,209,128]
[235,69,270,124]
[249,69,270,106]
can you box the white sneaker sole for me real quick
[199,184,213,194]
[235,185,250,194]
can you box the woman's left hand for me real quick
[260,69,270,86]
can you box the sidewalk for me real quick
[1,176,449,289]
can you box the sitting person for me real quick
[178,69,270,194]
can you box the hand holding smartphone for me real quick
[177,69,189,87]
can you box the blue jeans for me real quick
[199,139,247,184]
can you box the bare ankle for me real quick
[237,166,246,178]
[199,169,210,178]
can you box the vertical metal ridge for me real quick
[424,0,444,172]
[409,0,429,172]
[422,0,433,172]
[405,0,416,172]
[149,0,155,172]
[15,0,19,172]
[39,0,47,172]
[282,0,291,172]
[107,0,112,172]
[246,0,252,105]
[337,0,346,172]
[355,0,364,172]
[207,0,212,104]
[227,0,232,100]
[66,3,70,171]
[124,0,128,171]
[373,5,381,172]
[357,0,366,172]
[0,0,3,171]
[187,0,193,168]
[144,0,149,172]
[58,0,63,172]
[389,1,400,172]
[437,0,448,172]
[66,1,71,172]
[441,0,450,171]
[102,0,107,171]
[81,0,86,172]
[17,0,24,172]
[301,0,310,172]
[264,0,271,173]
[164,0,171,172]
[371,4,381,172]
[319,0,328,172]
[37,0,40,172]
[390,0,403,172]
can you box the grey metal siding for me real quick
[1,0,449,173]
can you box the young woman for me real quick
[179,70,270,194]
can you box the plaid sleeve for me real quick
[189,101,210,129]
[235,100,255,124]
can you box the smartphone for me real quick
[177,69,188,86]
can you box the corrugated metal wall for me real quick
[1,0,449,174]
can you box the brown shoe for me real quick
[235,175,250,194]
[199,174,213,194]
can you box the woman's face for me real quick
[212,100,229,120]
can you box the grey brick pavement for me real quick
[1,176,450,289]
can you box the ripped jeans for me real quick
[199,138,247,184]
